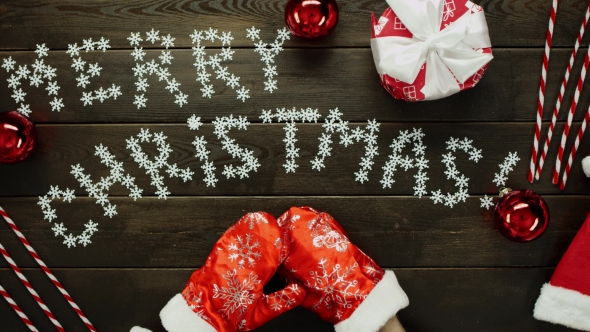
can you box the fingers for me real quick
[259,281,307,320]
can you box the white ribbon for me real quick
[370,0,493,100]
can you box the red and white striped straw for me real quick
[0,242,64,332]
[528,0,559,183]
[559,104,590,189]
[0,206,97,332]
[535,3,590,180]
[553,46,590,184]
[0,282,38,331]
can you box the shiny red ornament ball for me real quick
[494,189,549,242]
[285,0,339,39]
[0,111,37,164]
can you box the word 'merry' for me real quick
[2,27,291,115]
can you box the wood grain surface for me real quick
[0,123,588,196]
[0,0,590,49]
[0,268,573,332]
[1,49,590,123]
[0,196,586,268]
[0,0,588,331]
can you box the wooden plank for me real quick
[0,196,585,268]
[0,267,572,331]
[0,0,589,49]
[1,49,590,123]
[0,123,588,197]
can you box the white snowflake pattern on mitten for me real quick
[307,259,366,315]
[212,270,261,319]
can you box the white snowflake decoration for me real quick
[260,107,321,173]
[34,43,49,58]
[305,108,380,184]
[2,56,16,72]
[146,29,160,44]
[67,37,121,106]
[430,137,481,208]
[480,195,494,210]
[187,115,218,187]
[70,144,144,218]
[190,28,251,101]
[246,27,261,41]
[481,152,520,210]
[128,31,188,108]
[127,32,143,46]
[493,152,520,187]
[187,114,203,131]
[380,128,429,197]
[249,26,290,93]
[38,185,100,248]
[4,45,63,116]
[212,115,261,180]
[126,128,194,199]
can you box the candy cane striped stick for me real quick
[0,282,38,331]
[535,3,590,180]
[0,243,64,332]
[0,206,97,332]
[554,46,590,184]
[527,0,559,183]
[559,104,590,189]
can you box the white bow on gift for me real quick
[371,0,493,100]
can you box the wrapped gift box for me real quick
[371,0,493,102]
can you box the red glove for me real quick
[158,212,306,332]
[278,207,409,332]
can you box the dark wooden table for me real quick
[1,0,589,331]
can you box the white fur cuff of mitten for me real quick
[130,327,152,332]
[583,156,590,178]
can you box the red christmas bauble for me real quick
[494,189,549,242]
[0,111,37,164]
[285,0,339,39]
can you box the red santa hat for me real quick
[533,213,590,330]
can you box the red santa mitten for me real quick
[277,207,409,332]
[533,213,590,331]
[131,212,306,332]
